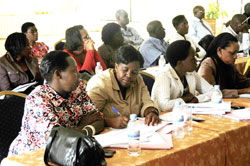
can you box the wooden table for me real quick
[2,98,250,166]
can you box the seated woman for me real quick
[63,25,106,74]
[87,45,160,128]
[198,33,250,98]
[98,23,124,68]
[152,40,215,111]
[0,32,43,92]
[8,51,104,156]
[21,22,49,64]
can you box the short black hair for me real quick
[5,32,27,60]
[147,20,161,35]
[166,40,191,67]
[64,25,84,51]
[193,6,204,15]
[101,23,121,45]
[21,22,35,33]
[172,15,186,28]
[40,51,70,83]
[115,45,144,68]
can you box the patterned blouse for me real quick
[31,42,49,58]
[8,80,97,156]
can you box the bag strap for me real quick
[44,129,58,166]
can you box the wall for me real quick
[0,0,245,56]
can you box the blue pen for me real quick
[112,106,120,115]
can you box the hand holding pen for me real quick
[105,107,129,129]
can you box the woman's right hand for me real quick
[105,116,129,129]
[238,87,250,94]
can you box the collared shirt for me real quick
[86,69,158,119]
[121,26,144,47]
[8,80,97,156]
[139,37,169,68]
[188,17,214,43]
[170,33,206,58]
[0,52,42,91]
[151,64,215,111]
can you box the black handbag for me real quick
[44,126,106,166]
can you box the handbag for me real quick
[44,126,106,166]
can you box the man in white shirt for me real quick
[171,15,206,58]
[223,14,249,51]
[116,9,144,48]
[188,6,214,44]
[139,20,169,68]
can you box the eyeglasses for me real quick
[82,34,90,40]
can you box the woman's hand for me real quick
[182,92,198,103]
[84,39,95,50]
[144,108,160,126]
[79,111,103,127]
[105,116,129,129]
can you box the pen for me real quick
[112,106,120,115]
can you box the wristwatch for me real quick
[147,109,159,116]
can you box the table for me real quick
[1,127,225,166]
[2,98,250,166]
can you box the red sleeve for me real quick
[81,50,95,73]
[94,50,107,70]
[81,50,107,73]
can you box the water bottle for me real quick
[127,114,141,156]
[172,101,185,139]
[211,85,223,104]
[95,62,103,74]
[158,55,166,68]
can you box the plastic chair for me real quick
[140,71,155,95]
[0,91,27,162]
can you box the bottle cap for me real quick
[96,62,101,66]
[174,100,181,106]
[214,85,220,90]
[130,114,137,120]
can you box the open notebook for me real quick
[94,119,173,150]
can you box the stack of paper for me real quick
[186,102,231,115]
[94,119,173,149]
[224,108,250,121]
[239,94,250,98]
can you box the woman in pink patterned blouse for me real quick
[21,22,49,64]
[8,51,104,156]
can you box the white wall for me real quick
[0,0,245,56]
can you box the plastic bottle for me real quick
[172,101,185,139]
[158,55,166,68]
[211,85,223,104]
[127,114,141,156]
[95,62,103,74]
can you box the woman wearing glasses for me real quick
[63,25,107,74]
[198,33,250,98]
[21,22,49,64]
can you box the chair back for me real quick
[0,91,27,162]
[140,71,155,95]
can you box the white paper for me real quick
[94,119,169,148]
[239,94,250,98]
[12,81,38,92]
